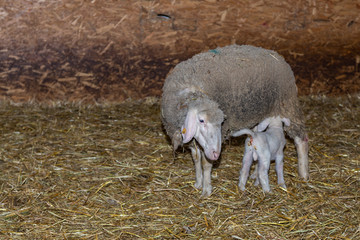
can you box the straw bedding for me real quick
[0,95,358,239]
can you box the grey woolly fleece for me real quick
[161,45,306,149]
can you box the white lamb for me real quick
[232,116,290,192]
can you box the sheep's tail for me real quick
[231,129,254,138]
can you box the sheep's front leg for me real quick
[190,145,203,189]
[201,152,213,197]
[295,135,309,180]
[238,149,254,191]
[275,152,286,189]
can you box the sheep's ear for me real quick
[182,109,197,143]
[257,118,271,132]
[281,118,291,127]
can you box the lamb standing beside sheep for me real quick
[161,45,309,196]
[232,116,290,193]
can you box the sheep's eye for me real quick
[199,119,205,123]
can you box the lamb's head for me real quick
[181,99,224,160]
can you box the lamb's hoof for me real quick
[262,188,273,194]
[279,184,287,189]
[201,186,212,197]
[261,185,272,193]
[194,181,202,189]
[238,183,246,192]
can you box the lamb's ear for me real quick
[182,109,197,143]
[281,118,291,127]
[257,118,271,132]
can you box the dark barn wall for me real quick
[0,0,359,102]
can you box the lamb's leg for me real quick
[251,164,260,186]
[275,152,286,189]
[201,152,213,197]
[190,145,202,189]
[257,153,271,193]
[295,135,309,180]
[238,150,254,191]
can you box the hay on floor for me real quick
[0,95,359,239]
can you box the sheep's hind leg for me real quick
[190,145,203,189]
[295,135,309,180]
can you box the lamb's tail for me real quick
[231,129,255,138]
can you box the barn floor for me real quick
[0,95,359,239]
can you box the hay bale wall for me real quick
[0,0,359,102]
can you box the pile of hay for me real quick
[0,95,359,239]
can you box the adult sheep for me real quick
[161,45,309,196]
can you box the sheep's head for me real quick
[181,99,224,160]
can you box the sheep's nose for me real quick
[213,151,220,160]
